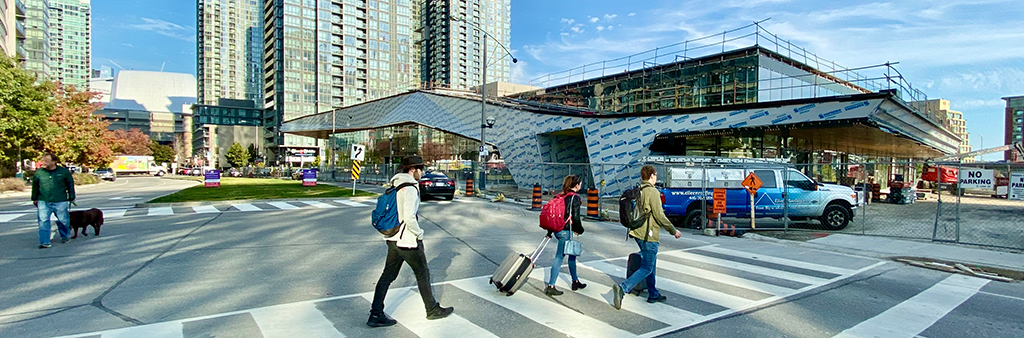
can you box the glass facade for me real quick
[47,0,89,89]
[330,123,480,169]
[420,0,512,90]
[192,105,264,126]
[96,109,189,142]
[22,0,48,80]
[263,0,419,156]
[197,0,264,105]
[514,49,760,114]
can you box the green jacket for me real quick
[627,182,677,243]
[31,166,76,202]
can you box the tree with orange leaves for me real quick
[111,128,153,156]
[43,83,124,168]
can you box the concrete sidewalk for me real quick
[749,232,1024,275]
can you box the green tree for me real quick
[150,140,175,164]
[225,142,249,168]
[247,143,259,164]
[0,55,56,177]
[44,83,122,169]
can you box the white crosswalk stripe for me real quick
[267,202,299,210]
[105,209,127,218]
[654,259,796,296]
[695,246,856,275]
[661,250,831,285]
[449,277,638,337]
[363,287,497,338]
[191,205,221,213]
[582,260,756,310]
[834,274,989,338]
[233,203,262,212]
[334,199,372,207]
[52,246,956,338]
[533,269,705,326]
[249,302,345,338]
[147,207,174,216]
[299,201,337,208]
[0,213,28,223]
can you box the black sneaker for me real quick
[545,286,564,296]
[426,306,454,320]
[60,238,70,244]
[647,295,667,303]
[612,284,623,310]
[367,312,397,327]
[39,244,52,249]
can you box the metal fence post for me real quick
[932,164,943,242]
[956,160,962,243]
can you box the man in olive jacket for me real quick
[612,165,681,309]
[31,153,76,248]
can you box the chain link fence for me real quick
[318,158,1024,251]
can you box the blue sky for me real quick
[93,0,1024,160]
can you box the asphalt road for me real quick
[0,178,1021,337]
[0,177,199,213]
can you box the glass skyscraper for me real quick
[197,0,263,105]
[420,0,511,90]
[21,0,48,79]
[262,0,419,153]
[47,0,89,89]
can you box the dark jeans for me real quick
[371,240,440,314]
[619,239,661,299]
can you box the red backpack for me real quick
[539,192,574,232]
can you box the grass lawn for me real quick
[149,177,376,203]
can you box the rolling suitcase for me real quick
[626,252,648,295]
[490,237,551,296]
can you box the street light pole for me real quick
[454,17,517,194]
[332,109,337,181]
[480,37,487,192]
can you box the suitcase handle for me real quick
[530,236,551,262]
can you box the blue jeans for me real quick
[620,239,660,299]
[38,201,70,245]
[548,230,579,286]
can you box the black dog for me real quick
[70,208,104,239]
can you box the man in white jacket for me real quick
[368,156,454,327]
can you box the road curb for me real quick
[136,196,380,208]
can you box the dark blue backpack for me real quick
[372,182,417,236]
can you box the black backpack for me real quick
[619,184,650,230]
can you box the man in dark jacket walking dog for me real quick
[367,156,454,327]
[31,152,76,249]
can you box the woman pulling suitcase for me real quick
[545,175,587,296]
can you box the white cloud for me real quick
[604,14,618,20]
[628,12,636,16]
[608,26,615,31]
[596,26,605,31]
[570,24,585,33]
[939,68,1024,93]
[590,17,600,23]
[121,43,135,48]
[955,99,1006,109]
[560,18,575,25]
[128,18,194,42]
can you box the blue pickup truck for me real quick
[658,166,859,230]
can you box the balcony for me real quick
[16,20,26,38]
[15,0,26,19]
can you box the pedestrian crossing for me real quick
[0,198,482,223]
[56,244,962,338]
